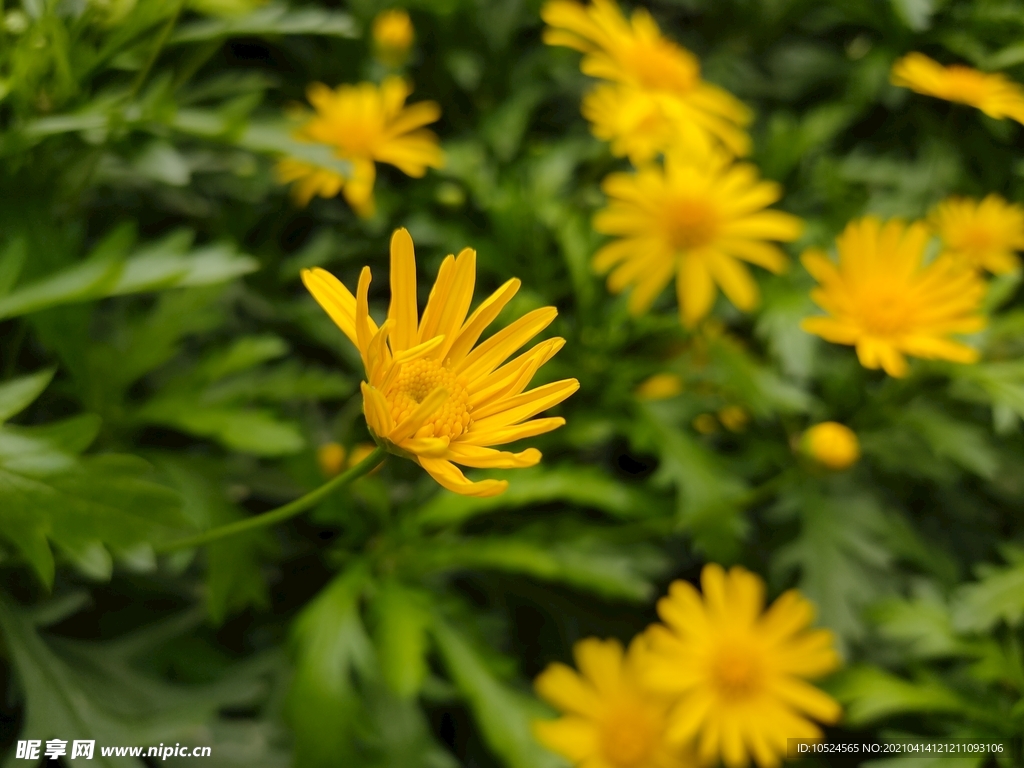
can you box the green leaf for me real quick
[0,368,54,422]
[870,584,978,659]
[288,563,374,768]
[372,581,431,699]
[430,616,566,768]
[773,489,892,643]
[197,335,289,382]
[0,598,266,767]
[639,404,748,560]
[951,555,1024,633]
[170,3,358,43]
[833,666,967,726]
[899,402,1000,480]
[0,237,27,296]
[136,400,304,456]
[890,0,937,30]
[418,534,664,602]
[156,456,272,624]
[415,465,658,528]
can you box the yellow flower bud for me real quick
[317,442,347,477]
[635,373,683,401]
[373,9,414,63]
[718,405,749,432]
[802,422,860,470]
[347,443,378,470]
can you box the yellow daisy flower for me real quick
[542,0,751,157]
[890,52,1024,123]
[534,636,696,768]
[644,564,842,768]
[276,77,444,215]
[929,194,1024,275]
[301,229,578,497]
[593,150,803,327]
[800,217,986,378]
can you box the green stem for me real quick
[130,0,183,98]
[156,446,387,552]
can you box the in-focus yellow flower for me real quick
[534,637,696,768]
[802,422,859,470]
[635,372,684,401]
[929,194,1024,275]
[276,77,443,215]
[890,53,1024,123]
[645,564,842,768]
[801,217,986,378]
[373,9,415,64]
[316,442,347,476]
[593,150,802,327]
[302,229,578,497]
[542,0,751,158]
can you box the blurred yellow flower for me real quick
[316,442,347,476]
[542,0,750,158]
[930,194,1024,275]
[692,413,718,434]
[534,637,696,768]
[276,77,443,215]
[717,405,749,432]
[635,372,683,400]
[645,564,842,768]
[801,217,986,378]
[348,442,379,471]
[802,422,859,470]
[890,53,1024,123]
[593,150,802,327]
[301,229,578,497]
[373,9,415,64]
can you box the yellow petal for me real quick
[388,228,419,353]
[419,457,508,497]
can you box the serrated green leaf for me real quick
[951,558,1024,633]
[639,403,747,560]
[0,598,266,768]
[833,666,967,726]
[430,616,566,768]
[773,489,892,643]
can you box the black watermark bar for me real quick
[787,739,1010,759]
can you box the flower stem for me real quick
[156,446,387,553]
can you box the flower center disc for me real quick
[860,292,914,336]
[665,198,719,251]
[386,358,472,440]
[600,707,657,768]
[712,644,763,702]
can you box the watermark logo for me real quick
[15,740,210,760]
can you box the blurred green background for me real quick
[1,0,1024,765]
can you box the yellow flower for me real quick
[645,564,842,768]
[593,150,803,327]
[890,53,1024,123]
[301,229,578,497]
[802,422,859,470]
[692,414,718,434]
[316,442,347,476]
[717,405,749,432]
[542,0,750,158]
[534,636,696,768]
[801,217,986,378]
[635,372,683,401]
[373,9,415,63]
[929,194,1024,275]
[276,77,444,215]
